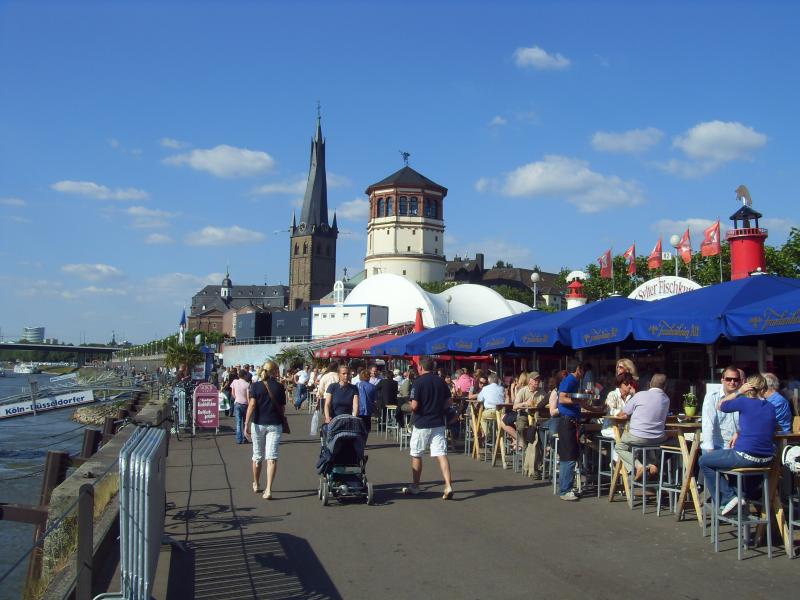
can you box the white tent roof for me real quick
[344,273,531,327]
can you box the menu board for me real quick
[193,382,220,431]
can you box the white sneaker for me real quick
[560,491,579,501]
[402,485,420,496]
[721,496,741,516]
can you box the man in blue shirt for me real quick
[764,373,792,433]
[557,363,585,501]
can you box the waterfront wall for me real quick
[221,341,299,366]
[37,388,169,600]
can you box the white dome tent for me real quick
[343,273,530,328]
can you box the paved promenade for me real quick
[152,410,797,600]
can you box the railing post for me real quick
[76,483,95,600]
[26,451,70,584]
[80,429,102,459]
[101,416,116,443]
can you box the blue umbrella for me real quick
[490,296,645,349]
[572,275,800,349]
[724,277,800,338]
[371,323,466,356]
[444,311,546,354]
[405,323,469,355]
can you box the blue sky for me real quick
[1,1,798,343]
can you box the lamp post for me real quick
[530,268,541,310]
[669,234,681,277]
[446,295,452,324]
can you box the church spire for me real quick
[298,106,329,231]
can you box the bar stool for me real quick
[539,425,553,482]
[399,424,412,450]
[657,445,684,516]
[482,417,497,463]
[712,467,772,560]
[596,436,615,498]
[628,444,662,513]
[789,484,799,559]
[464,413,473,456]
[384,405,398,440]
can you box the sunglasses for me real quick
[479,380,487,385]
[723,377,741,383]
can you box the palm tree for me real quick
[274,345,313,370]
[165,339,203,371]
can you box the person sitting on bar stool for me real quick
[699,374,776,516]
[614,373,670,481]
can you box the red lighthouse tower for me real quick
[726,186,767,280]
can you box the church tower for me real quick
[364,163,447,283]
[289,112,338,309]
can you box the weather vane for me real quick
[399,150,410,166]
[735,184,752,207]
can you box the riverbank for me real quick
[71,400,125,425]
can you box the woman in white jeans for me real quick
[244,360,286,500]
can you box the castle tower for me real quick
[727,186,767,280]
[289,113,338,309]
[364,164,447,283]
[221,268,232,300]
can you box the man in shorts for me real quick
[402,356,454,499]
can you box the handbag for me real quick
[310,410,320,436]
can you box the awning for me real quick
[314,333,400,359]
[371,323,467,356]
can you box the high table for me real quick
[670,421,703,526]
[606,415,631,503]
[492,403,515,469]
[769,432,800,555]
[466,399,483,460]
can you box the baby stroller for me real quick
[317,414,374,505]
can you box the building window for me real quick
[303,242,308,254]
[435,235,438,241]
[386,197,394,216]
[409,197,418,215]
[407,246,411,251]
[399,196,408,215]
[412,229,416,235]
[343,312,349,318]
[212,322,217,329]
[424,198,435,218]
[294,243,299,255]
[435,248,438,254]
[402,270,407,275]
[377,197,384,217]
[277,319,285,326]
[386,230,390,235]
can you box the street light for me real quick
[669,234,681,277]
[530,268,541,310]
[445,295,452,323]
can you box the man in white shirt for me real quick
[294,365,310,410]
[479,373,515,442]
[369,364,382,386]
[701,366,742,453]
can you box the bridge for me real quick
[0,342,119,364]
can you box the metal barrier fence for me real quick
[94,426,167,600]
[173,388,188,429]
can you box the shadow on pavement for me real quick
[166,531,342,600]
[165,502,285,537]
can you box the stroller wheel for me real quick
[366,481,374,505]
[320,478,329,506]
[318,476,324,499]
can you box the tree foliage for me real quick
[164,339,203,369]
[575,229,800,302]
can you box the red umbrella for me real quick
[412,308,425,370]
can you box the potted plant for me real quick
[682,391,697,417]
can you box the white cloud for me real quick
[652,218,726,243]
[81,286,127,296]
[592,127,663,153]
[184,225,265,246]
[327,172,351,188]
[513,45,571,70]
[159,137,191,149]
[138,271,223,304]
[108,138,121,149]
[51,180,149,201]
[61,263,125,281]
[490,155,644,213]
[673,121,766,163]
[3,215,31,223]
[761,218,798,237]
[251,179,307,196]
[335,198,369,221]
[163,144,275,178]
[474,177,491,193]
[489,115,508,127]
[144,233,174,245]
[126,205,175,228]
[0,197,26,206]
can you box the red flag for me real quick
[623,244,636,276]
[647,238,663,270]
[598,249,613,279]
[679,228,692,264]
[700,220,721,257]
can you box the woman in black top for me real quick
[324,365,359,423]
[244,360,286,500]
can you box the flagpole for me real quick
[611,247,616,295]
[718,217,723,283]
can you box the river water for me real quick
[0,372,87,598]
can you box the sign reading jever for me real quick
[193,382,219,434]
[628,276,701,302]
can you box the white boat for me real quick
[13,363,40,374]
